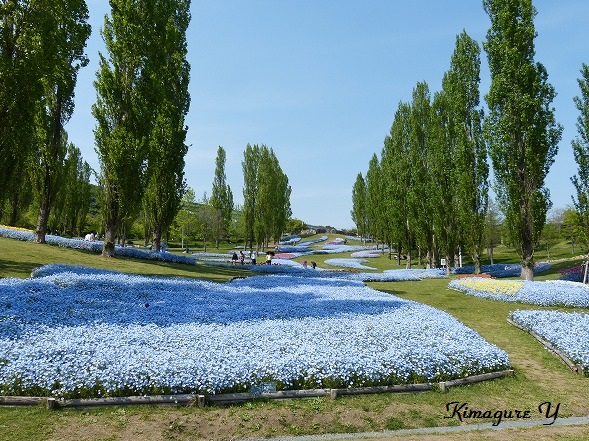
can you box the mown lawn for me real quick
[0,235,588,441]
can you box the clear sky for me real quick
[67,1,589,229]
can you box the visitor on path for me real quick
[250,250,257,265]
[266,252,273,265]
[239,251,245,264]
[231,252,238,264]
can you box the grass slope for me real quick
[0,236,588,441]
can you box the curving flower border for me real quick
[449,277,589,308]
[509,310,589,375]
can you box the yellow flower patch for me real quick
[458,278,524,296]
[0,224,32,232]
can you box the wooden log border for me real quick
[507,317,586,375]
[0,369,514,409]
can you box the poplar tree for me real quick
[242,144,291,249]
[381,102,413,266]
[33,0,91,243]
[0,0,44,213]
[241,144,260,249]
[408,82,435,267]
[483,0,562,280]
[93,1,152,256]
[351,173,368,241]
[449,31,488,274]
[435,30,488,274]
[142,0,191,252]
[365,154,387,247]
[571,64,589,247]
[209,146,234,248]
[429,89,458,273]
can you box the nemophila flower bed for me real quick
[449,278,589,307]
[0,226,195,265]
[0,265,508,399]
[509,310,589,375]
[324,258,376,270]
[249,264,446,282]
[452,262,551,278]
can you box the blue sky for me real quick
[68,1,588,229]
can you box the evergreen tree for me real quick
[483,0,562,280]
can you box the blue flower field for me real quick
[0,265,510,398]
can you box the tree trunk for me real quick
[521,264,534,281]
[103,218,116,257]
[35,199,50,244]
[152,226,162,252]
[9,193,20,226]
[473,252,482,274]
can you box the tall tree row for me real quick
[0,0,91,240]
[483,0,562,280]
[354,31,487,272]
[354,0,562,280]
[93,0,191,256]
[242,144,291,250]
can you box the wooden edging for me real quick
[0,370,515,409]
[507,317,585,375]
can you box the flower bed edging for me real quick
[507,317,585,375]
[2,369,515,409]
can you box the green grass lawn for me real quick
[0,235,588,441]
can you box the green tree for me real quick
[442,30,488,273]
[241,143,260,249]
[0,0,45,214]
[350,173,368,242]
[381,101,413,266]
[50,143,92,236]
[141,0,191,252]
[365,153,388,249]
[253,145,291,247]
[32,0,90,243]
[571,63,589,248]
[429,89,458,274]
[93,1,152,256]
[209,146,234,248]
[408,82,435,267]
[483,0,562,280]
[484,198,503,264]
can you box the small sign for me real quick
[440,258,446,266]
[261,382,276,393]
[250,381,276,395]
